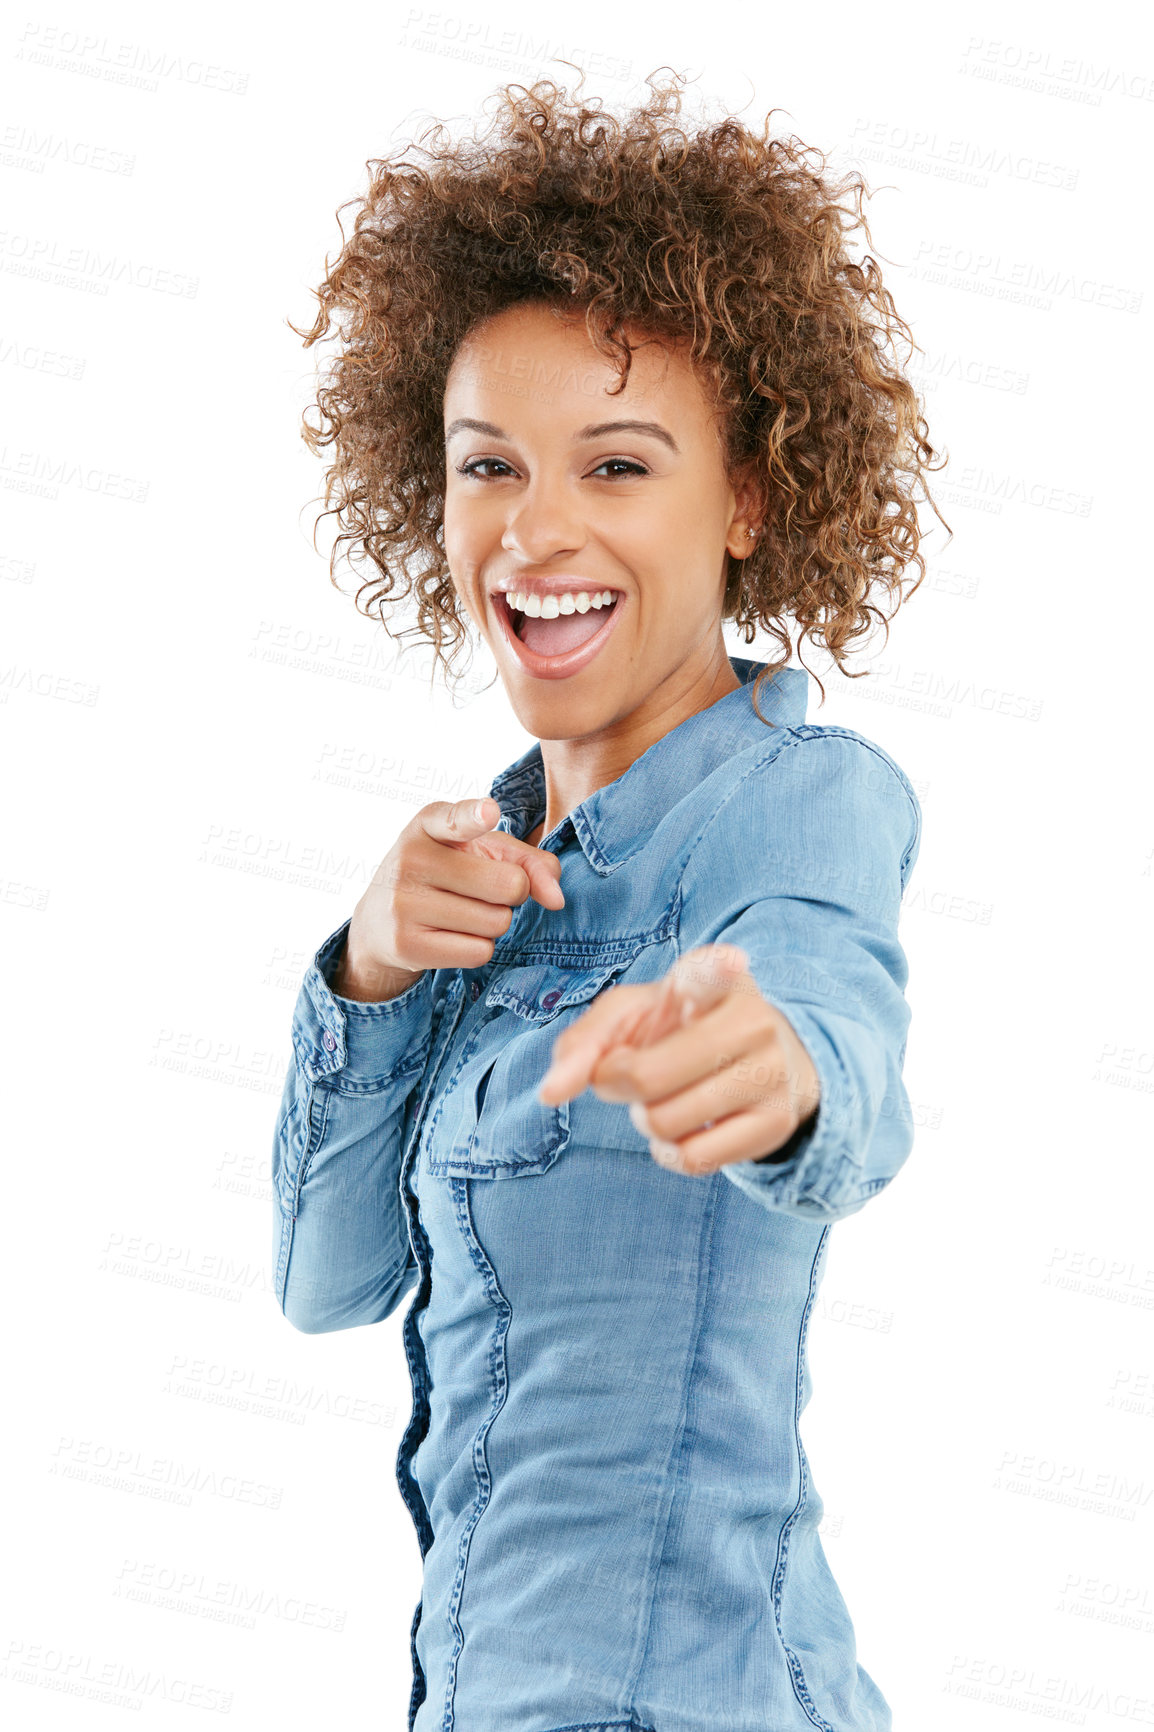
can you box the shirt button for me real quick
[321,1030,337,1051]
[541,988,562,1011]
[471,981,481,1002]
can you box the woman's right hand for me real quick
[333,796,565,1001]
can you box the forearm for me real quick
[271,919,437,1331]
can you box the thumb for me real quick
[620,942,750,1052]
[421,794,507,844]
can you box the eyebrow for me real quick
[444,417,680,454]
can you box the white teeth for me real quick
[503,589,617,618]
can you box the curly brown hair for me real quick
[291,64,950,718]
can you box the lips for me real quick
[491,590,625,681]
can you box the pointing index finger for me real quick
[536,945,750,1105]
[537,984,658,1105]
[422,796,565,910]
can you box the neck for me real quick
[527,644,741,846]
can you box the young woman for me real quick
[272,70,947,1732]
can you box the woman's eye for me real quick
[457,458,513,479]
[456,458,648,481]
[592,459,648,478]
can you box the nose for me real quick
[500,485,586,564]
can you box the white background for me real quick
[3,0,1152,1726]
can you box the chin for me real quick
[501,675,615,738]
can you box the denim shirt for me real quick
[271,656,922,1732]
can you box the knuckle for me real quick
[505,865,529,900]
[603,1040,638,1075]
[625,1038,651,1071]
[644,1099,671,1136]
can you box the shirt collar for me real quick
[489,657,809,876]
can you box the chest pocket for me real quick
[421,945,654,1180]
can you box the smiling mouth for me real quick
[497,592,620,653]
[491,589,625,680]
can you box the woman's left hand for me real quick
[537,944,821,1174]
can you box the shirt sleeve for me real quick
[271,918,438,1332]
[676,728,922,1223]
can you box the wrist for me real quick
[331,934,423,1003]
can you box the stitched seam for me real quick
[273,1201,293,1311]
[422,1025,570,1176]
[772,1226,838,1731]
[487,914,674,972]
[312,962,435,1023]
[626,1179,720,1702]
[535,1724,655,1731]
[319,1046,429,1095]
[292,1080,330,1213]
[422,1023,485,1151]
[440,1176,514,1732]
[396,979,469,1732]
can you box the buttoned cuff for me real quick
[290,919,437,1087]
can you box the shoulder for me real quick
[765,722,919,818]
[687,722,923,894]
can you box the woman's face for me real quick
[443,300,756,744]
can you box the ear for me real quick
[726,459,767,560]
